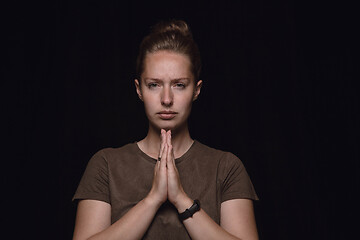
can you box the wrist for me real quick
[144,194,164,210]
[173,194,193,213]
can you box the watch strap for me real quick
[178,199,200,221]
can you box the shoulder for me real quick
[194,141,242,165]
[193,141,248,177]
[87,143,137,170]
[193,140,224,156]
[92,142,138,161]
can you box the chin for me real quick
[151,120,184,132]
[159,123,177,131]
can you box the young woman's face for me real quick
[135,51,202,132]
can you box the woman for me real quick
[73,20,259,240]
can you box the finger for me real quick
[169,131,176,160]
[158,129,163,160]
[166,143,174,169]
[159,129,166,160]
[166,130,172,146]
[160,143,168,171]
[154,160,160,175]
[171,145,176,166]
[164,128,168,139]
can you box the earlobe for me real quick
[193,80,203,101]
[135,79,143,101]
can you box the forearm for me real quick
[175,197,254,240]
[88,197,160,240]
[183,209,241,240]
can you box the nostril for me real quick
[161,96,173,106]
[161,89,173,106]
[161,100,173,106]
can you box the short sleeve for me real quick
[220,152,259,202]
[72,149,110,204]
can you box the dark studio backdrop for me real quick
[3,0,358,239]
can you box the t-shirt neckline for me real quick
[134,140,198,164]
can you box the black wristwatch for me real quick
[178,199,201,221]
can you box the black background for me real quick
[3,0,358,239]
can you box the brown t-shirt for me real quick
[73,140,258,239]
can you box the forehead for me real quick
[142,51,193,80]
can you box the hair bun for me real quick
[137,19,201,80]
[151,20,192,38]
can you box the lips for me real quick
[157,111,177,120]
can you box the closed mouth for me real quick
[157,111,178,119]
[158,111,177,114]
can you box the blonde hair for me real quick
[136,20,201,81]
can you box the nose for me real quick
[161,85,173,107]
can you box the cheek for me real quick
[142,94,158,112]
[143,97,154,108]
[177,93,194,108]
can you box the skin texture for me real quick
[137,51,198,133]
[135,51,202,159]
[73,51,258,240]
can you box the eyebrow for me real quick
[143,78,191,82]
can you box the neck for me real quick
[138,123,194,159]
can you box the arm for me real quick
[170,187,258,240]
[172,197,258,240]
[220,199,258,240]
[73,136,168,240]
[73,196,162,240]
[165,131,258,240]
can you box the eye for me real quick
[174,83,186,89]
[147,82,159,89]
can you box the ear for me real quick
[134,79,143,101]
[193,80,203,101]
